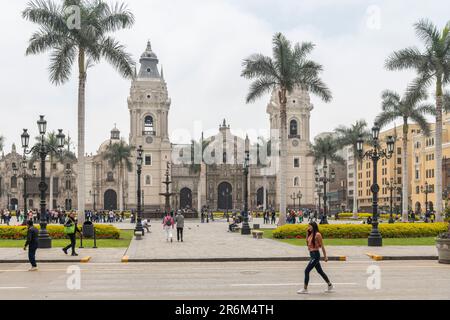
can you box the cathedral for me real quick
[0,41,316,214]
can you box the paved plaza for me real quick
[0,260,448,300]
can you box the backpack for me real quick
[64,219,75,234]
[164,218,172,227]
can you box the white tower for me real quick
[267,87,315,208]
[128,41,172,209]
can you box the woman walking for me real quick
[162,212,175,243]
[298,222,334,294]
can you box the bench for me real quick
[134,230,144,240]
[253,224,260,230]
[252,231,264,239]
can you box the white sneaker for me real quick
[28,267,38,272]
[297,289,308,294]
[325,284,334,293]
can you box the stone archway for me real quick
[10,198,18,210]
[180,188,193,209]
[104,190,118,211]
[256,187,264,207]
[415,202,421,214]
[217,182,233,210]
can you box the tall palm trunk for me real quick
[49,155,54,210]
[352,153,358,219]
[77,49,86,225]
[402,120,409,222]
[278,88,287,226]
[119,163,124,212]
[435,77,444,222]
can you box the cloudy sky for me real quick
[0,0,448,154]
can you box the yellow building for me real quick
[410,114,450,214]
[356,124,421,213]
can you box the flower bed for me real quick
[272,223,448,239]
[0,224,120,240]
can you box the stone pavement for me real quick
[124,221,439,262]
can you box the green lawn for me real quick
[262,229,436,246]
[0,230,134,248]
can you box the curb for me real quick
[366,253,438,261]
[0,259,89,264]
[123,256,347,263]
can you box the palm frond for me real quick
[48,42,76,85]
[414,19,441,48]
[100,2,135,33]
[385,47,424,71]
[245,77,276,104]
[99,36,135,79]
[23,0,67,32]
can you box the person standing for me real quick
[271,209,276,225]
[175,210,185,242]
[24,220,39,272]
[62,212,81,256]
[162,213,175,243]
[298,222,333,294]
[4,209,10,226]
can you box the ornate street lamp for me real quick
[13,158,37,225]
[421,181,432,216]
[385,178,398,224]
[297,191,303,208]
[357,123,395,247]
[21,116,65,248]
[290,192,297,211]
[135,146,144,237]
[315,166,335,225]
[241,138,251,235]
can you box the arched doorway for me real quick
[180,188,193,209]
[104,190,118,211]
[10,198,18,210]
[256,187,264,207]
[415,202,421,214]
[65,199,72,210]
[218,182,233,210]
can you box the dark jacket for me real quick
[25,226,39,247]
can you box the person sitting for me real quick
[143,219,151,233]
[228,218,238,232]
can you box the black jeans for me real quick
[177,228,184,241]
[64,234,76,254]
[28,245,38,267]
[304,251,330,287]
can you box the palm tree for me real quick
[103,140,133,212]
[23,0,135,223]
[241,33,332,225]
[334,120,371,219]
[375,89,434,221]
[385,19,450,222]
[309,135,344,217]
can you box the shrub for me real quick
[0,224,120,240]
[272,223,449,239]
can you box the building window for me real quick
[52,163,57,170]
[107,172,114,182]
[11,176,17,188]
[145,155,152,166]
[144,116,155,135]
[145,175,152,186]
[289,120,298,136]
[294,158,300,168]
[293,177,300,187]
[416,186,420,194]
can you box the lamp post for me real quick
[21,116,65,248]
[134,146,144,237]
[385,178,397,224]
[290,193,297,211]
[241,139,251,235]
[421,181,432,216]
[357,123,395,247]
[13,159,37,225]
[65,168,73,210]
[315,165,336,225]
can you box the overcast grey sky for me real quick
[0,0,448,154]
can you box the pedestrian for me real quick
[175,210,185,242]
[4,209,11,226]
[143,219,151,233]
[162,212,175,243]
[24,220,39,272]
[298,222,333,294]
[62,212,81,256]
[271,209,276,224]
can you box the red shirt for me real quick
[307,232,323,252]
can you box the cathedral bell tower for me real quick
[128,41,172,210]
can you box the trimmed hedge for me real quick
[334,213,418,220]
[272,223,449,239]
[0,224,120,240]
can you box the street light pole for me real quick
[385,178,397,224]
[241,139,251,235]
[13,160,36,225]
[135,146,144,237]
[21,116,65,249]
[357,123,395,247]
[315,163,336,225]
[290,193,297,211]
[421,182,431,216]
